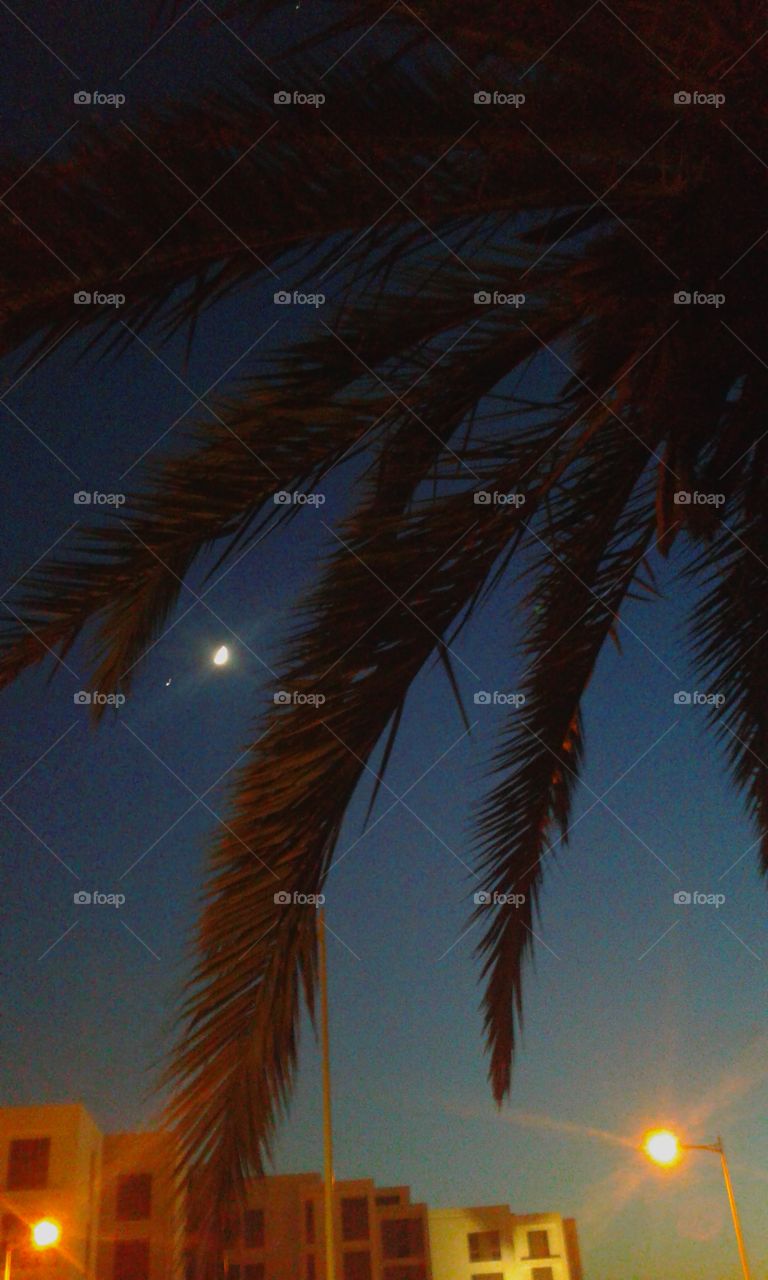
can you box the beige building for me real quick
[0,1103,102,1280]
[427,1206,582,1280]
[191,1173,432,1280]
[0,1104,180,1280]
[0,1103,580,1280]
[98,1132,182,1280]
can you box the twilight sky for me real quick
[1,6,767,1280]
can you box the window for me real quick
[341,1198,369,1242]
[306,1258,316,1280]
[468,1231,501,1262]
[527,1232,551,1259]
[243,1209,264,1249]
[376,1196,401,1207]
[471,1274,503,1280]
[381,1220,424,1259]
[305,1201,315,1244]
[243,1267,264,1280]
[7,1139,50,1190]
[342,1254,372,1280]
[533,1269,554,1280]
[114,1240,150,1280]
[228,1266,240,1280]
[116,1174,152,1221]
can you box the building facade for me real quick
[427,1207,582,1280]
[0,1104,580,1280]
[0,1105,180,1280]
[200,1174,433,1280]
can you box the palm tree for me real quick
[1,0,766,1249]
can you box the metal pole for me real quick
[318,907,336,1280]
[3,1245,12,1280]
[717,1138,751,1280]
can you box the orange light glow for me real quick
[643,1129,681,1166]
[32,1221,60,1249]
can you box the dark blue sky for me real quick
[1,6,767,1280]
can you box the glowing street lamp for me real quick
[642,1130,751,1280]
[643,1129,681,1167]
[4,1220,61,1280]
[212,645,230,667]
[31,1222,60,1250]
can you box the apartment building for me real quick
[427,1206,582,1280]
[0,1103,102,1280]
[0,1103,580,1280]
[188,1173,432,1280]
[98,1131,182,1280]
[0,1104,180,1280]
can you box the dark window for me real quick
[243,1267,264,1280]
[528,1231,551,1259]
[305,1201,315,1244]
[341,1199,369,1242]
[468,1231,501,1262]
[7,1139,50,1190]
[533,1269,554,1280]
[471,1275,503,1280]
[243,1209,264,1249]
[342,1254,372,1280]
[306,1259,316,1280]
[116,1174,152,1221]
[376,1196,401,1207]
[381,1220,424,1259]
[114,1240,150,1280]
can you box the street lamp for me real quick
[642,1130,751,1280]
[4,1220,61,1280]
[317,906,336,1280]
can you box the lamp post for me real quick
[318,906,336,1280]
[642,1130,751,1280]
[4,1221,61,1280]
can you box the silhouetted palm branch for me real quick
[0,0,766,1257]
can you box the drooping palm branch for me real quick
[0,0,766,1254]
